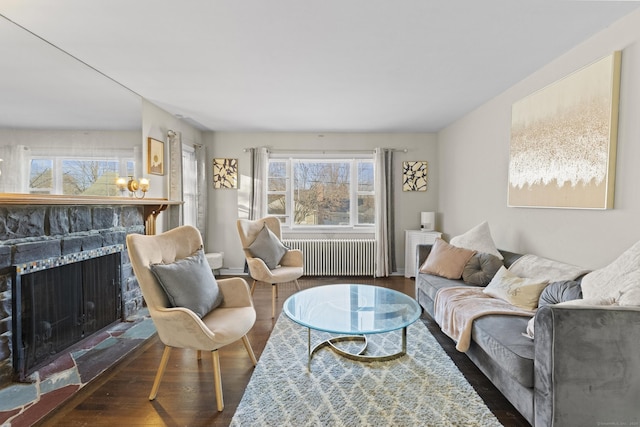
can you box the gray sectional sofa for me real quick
[415,244,640,427]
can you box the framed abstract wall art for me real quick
[508,51,621,209]
[402,161,428,192]
[212,158,238,189]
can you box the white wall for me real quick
[437,9,640,269]
[141,99,203,232]
[204,132,437,274]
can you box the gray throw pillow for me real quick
[150,248,223,318]
[538,280,583,307]
[462,252,503,286]
[247,223,288,269]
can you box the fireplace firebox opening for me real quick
[12,246,122,381]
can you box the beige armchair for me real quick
[126,225,257,412]
[237,216,303,318]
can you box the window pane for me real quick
[358,195,375,224]
[62,160,119,196]
[358,162,374,191]
[267,194,286,215]
[30,159,53,194]
[294,162,350,225]
[126,160,135,177]
[268,162,287,191]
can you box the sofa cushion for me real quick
[581,239,640,306]
[483,266,548,310]
[471,315,535,388]
[450,221,503,260]
[419,238,476,279]
[462,252,503,286]
[508,254,589,283]
[538,280,583,307]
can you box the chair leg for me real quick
[242,335,258,366]
[211,350,224,412]
[197,350,202,361]
[272,284,277,318]
[294,279,301,291]
[250,279,257,295]
[149,345,172,400]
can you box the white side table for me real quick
[405,230,441,278]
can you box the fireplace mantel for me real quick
[0,194,182,235]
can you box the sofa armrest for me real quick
[415,244,433,276]
[534,304,640,427]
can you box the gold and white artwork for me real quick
[212,158,238,189]
[403,161,428,192]
[508,51,621,209]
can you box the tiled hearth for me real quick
[0,309,155,427]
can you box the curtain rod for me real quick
[242,148,407,153]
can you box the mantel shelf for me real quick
[0,194,183,235]
[0,194,182,206]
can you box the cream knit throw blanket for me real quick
[434,286,534,352]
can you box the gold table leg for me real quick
[306,326,408,372]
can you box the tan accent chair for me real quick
[126,225,257,412]
[237,216,303,318]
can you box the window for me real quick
[29,156,134,196]
[267,154,375,229]
[182,145,198,227]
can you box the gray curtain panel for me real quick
[375,148,396,277]
[249,147,268,220]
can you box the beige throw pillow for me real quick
[483,266,548,310]
[419,238,476,280]
[450,221,503,260]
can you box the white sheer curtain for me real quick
[167,132,183,229]
[249,147,269,220]
[194,144,207,237]
[374,148,396,277]
[0,145,31,193]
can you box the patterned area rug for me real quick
[231,314,502,426]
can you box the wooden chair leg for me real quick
[211,350,224,412]
[242,335,258,366]
[149,345,172,400]
[294,279,301,291]
[250,279,257,295]
[197,350,202,360]
[272,284,277,318]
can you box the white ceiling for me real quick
[1,1,639,133]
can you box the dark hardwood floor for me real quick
[38,276,529,426]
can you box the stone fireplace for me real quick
[0,199,165,387]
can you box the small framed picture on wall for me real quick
[212,158,238,189]
[402,161,428,191]
[148,137,164,176]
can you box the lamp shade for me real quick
[420,212,435,231]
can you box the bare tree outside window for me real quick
[267,157,375,228]
[294,162,350,225]
[63,160,120,196]
[29,159,53,194]
[29,158,132,196]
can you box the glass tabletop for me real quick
[283,284,421,335]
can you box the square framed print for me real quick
[213,158,238,189]
[403,161,428,191]
[148,137,164,176]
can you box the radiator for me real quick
[283,239,376,276]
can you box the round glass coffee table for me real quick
[283,284,421,371]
